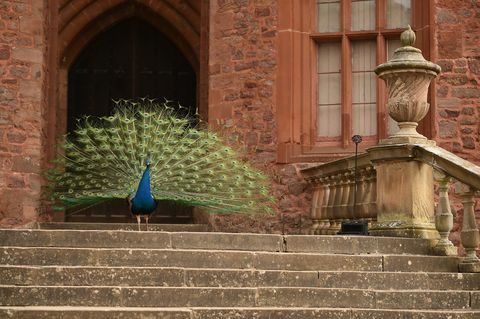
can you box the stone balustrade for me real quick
[302,144,480,273]
[303,154,377,235]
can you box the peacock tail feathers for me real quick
[46,99,275,215]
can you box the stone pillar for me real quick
[368,146,437,239]
[367,26,441,239]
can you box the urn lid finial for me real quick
[400,25,416,47]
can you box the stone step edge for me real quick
[1,284,477,293]
[3,268,478,291]
[0,228,437,255]
[1,264,474,277]
[1,307,479,319]
[35,222,209,230]
[1,306,479,313]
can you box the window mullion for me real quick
[342,0,351,32]
[341,35,352,148]
[376,0,386,141]
[376,34,387,140]
[341,0,351,147]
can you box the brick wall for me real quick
[0,0,48,227]
[206,0,312,233]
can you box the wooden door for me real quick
[67,18,196,224]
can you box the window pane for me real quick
[317,0,341,32]
[386,39,402,135]
[317,42,342,137]
[351,0,375,31]
[387,0,411,29]
[351,40,377,136]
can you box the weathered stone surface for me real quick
[0,229,172,248]
[253,252,382,271]
[36,222,209,232]
[375,290,470,309]
[0,247,255,268]
[383,255,460,272]
[0,287,257,307]
[1,286,471,309]
[257,288,375,308]
[3,266,479,290]
[284,235,434,255]
[351,309,480,319]
[185,268,319,288]
[0,266,185,287]
[0,307,479,319]
[171,232,284,251]
[316,271,480,290]
[0,307,192,319]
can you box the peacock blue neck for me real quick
[131,163,157,214]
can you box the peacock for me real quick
[46,99,274,230]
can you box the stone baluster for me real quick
[364,167,377,220]
[346,171,356,219]
[339,172,351,220]
[432,172,456,256]
[331,174,344,233]
[318,181,330,234]
[326,176,336,234]
[310,183,322,235]
[325,174,340,234]
[456,184,480,272]
[353,170,366,219]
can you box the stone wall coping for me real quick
[302,143,480,191]
[300,152,372,181]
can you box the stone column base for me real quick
[369,221,440,239]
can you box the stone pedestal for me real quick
[368,26,441,239]
[367,145,438,239]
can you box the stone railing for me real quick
[301,144,480,273]
[414,144,480,273]
[302,153,377,235]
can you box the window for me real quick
[276,0,433,162]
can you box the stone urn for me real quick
[375,25,441,145]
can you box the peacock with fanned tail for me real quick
[46,99,274,230]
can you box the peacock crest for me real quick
[45,99,275,216]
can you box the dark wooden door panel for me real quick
[67,18,196,224]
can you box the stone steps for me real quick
[36,222,209,232]
[1,226,479,317]
[1,307,478,319]
[0,246,461,272]
[0,229,435,254]
[1,286,478,309]
[2,266,479,290]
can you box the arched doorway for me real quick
[68,18,196,130]
[66,18,196,223]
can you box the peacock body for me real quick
[46,99,274,227]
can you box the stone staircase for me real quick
[0,224,479,318]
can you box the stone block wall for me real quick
[0,0,478,236]
[435,0,480,162]
[206,0,312,233]
[0,0,48,227]
[433,0,480,250]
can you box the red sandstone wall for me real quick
[433,0,480,248]
[0,0,48,227]
[206,0,312,233]
[435,0,480,162]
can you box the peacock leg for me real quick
[136,215,141,231]
[145,215,149,231]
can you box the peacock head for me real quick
[145,158,152,167]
